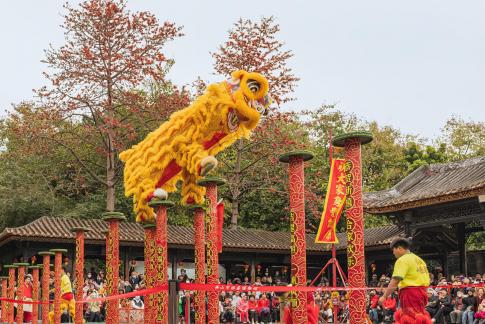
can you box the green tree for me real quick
[404,142,448,172]
[441,117,485,160]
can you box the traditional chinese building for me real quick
[364,156,485,276]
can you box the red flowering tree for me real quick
[18,0,186,213]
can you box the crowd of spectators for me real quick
[175,271,485,324]
[6,264,484,323]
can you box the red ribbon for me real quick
[3,282,483,305]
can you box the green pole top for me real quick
[13,263,30,267]
[102,211,126,222]
[49,249,68,254]
[196,176,226,187]
[28,265,42,269]
[142,223,156,230]
[4,264,18,269]
[186,204,205,211]
[332,131,373,148]
[279,150,314,163]
[38,251,55,256]
[69,226,92,233]
[148,199,175,208]
[0,276,8,279]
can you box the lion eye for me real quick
[247,79,260,93]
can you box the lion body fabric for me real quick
[120,70,271,222]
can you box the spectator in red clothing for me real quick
[248,295,258,323]
[283,292,319,324]
[257,293,270,323]
[237,294,249,323]
[382,292,398,323]
[22,274,34,323]
[368,289,380,324]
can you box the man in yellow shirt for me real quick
[49,266,76,323]
[379,237,432,324]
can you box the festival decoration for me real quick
[217,201,224,253]
[189,204,206,324]
[120,70,271,222]
[29,265,41,324]
[333,131,373,323]
[49,249,68,324]
[14,262,29,324]
[0,276,7,323]
[4,265,17,324]
[142,223,156,323]
[38,251,54,324]
[103,212,126,324]
[315,158,347,243]
[71,227,91,324]
[279,150,314,324]
[197,176,226,324]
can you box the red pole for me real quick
[197,177,225,324]
[1,276,7,323]
[333,131,373,323]
[5,265,17,324]
[38,251,54,324]
[0,275,7,323]
[143,223,156,324]
[190,205,206,324]
[29,265,40,324]
[279,151,314,324]
[14,263,29,324]
[71,227,91,324]
[103,212,126,324]
[50,248,67,324]
[149,199,174,323]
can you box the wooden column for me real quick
[0,276,7,323]
[103,212,126,324]
[70,227,91,324]
[14,262,29,324]
[29,265,41,324]
[143,223,156,324]
[149,199,174,323]
[189,204,206,324]
[197,177,226,324]
[50,249,68,324]
[455,222,467,276]
[279,150,314,324]
[38,251,54,324]
[5,265,17,324]
[333,131,373,324]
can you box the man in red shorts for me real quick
[379,237,432,324]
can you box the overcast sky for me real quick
[1,1,484,139]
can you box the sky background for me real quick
[1,1,484,139]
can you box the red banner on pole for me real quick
[315,158,347,244]
[216,201,224,253]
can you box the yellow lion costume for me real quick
[48,298,76,324]
[120,70,271,222]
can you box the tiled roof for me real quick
[364,156,485,213]
[0,216,403,253]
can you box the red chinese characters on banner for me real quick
[315,159,347,243]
